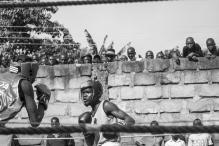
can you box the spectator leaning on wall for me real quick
[183,37,203,61]
[203,38,219,59]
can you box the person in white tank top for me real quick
[79,80,135,146]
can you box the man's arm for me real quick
[20,80,46,127]
[103,101,135,125]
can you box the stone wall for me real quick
[2,57,219,144]
[4,57,219,127]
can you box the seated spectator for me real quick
[82,54,92,64]
[119,55,128,62]
[127,47,136,61]
[145,50,154,59]
[59,54,68,64]
[156,51,165,59]
[46,117,75,146]
[203,38,219,59]
[47,56,58,66]
[93,54,101,63]
[165,135,186,146]
[183,37,203,61]
[135,121,164,146]
[105,48,116,62]
[188,118,213,146]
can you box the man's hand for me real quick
[34,83,51,110]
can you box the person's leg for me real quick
[101,141,121,146]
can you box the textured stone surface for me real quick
[45,103,68,117]
[174,58,198,70]
[55,89,80,103]
[120,86,144,100]
[122,61,144,73]
[134,73,156,85]
[68,103,91,117]
[145,59,170,72]
[170,85,195,98]
[160,71,181,84]
[134,100,160,114]
[68,76,90,89]
[187,99,214,112]
[53,64,70,76]
[109,87,121,100]
[144,86,162,99]
[196,84,219,97]
[108,74,131,87]
[198,57,219,70]
[211,69,219,83]
[79,64,92,76]
[184,70,210,84]
[37,65,49,77]
[160,99,185,113]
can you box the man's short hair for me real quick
[193,118,203,126]
[51,117,60,123]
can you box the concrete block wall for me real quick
[2,57,219,145]
[3,57,219,126]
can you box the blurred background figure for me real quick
[46,117,75,146]
[188,119,214,146]
[127,47,136,61]
[145,50,154,59]
[135,121,165,146]
[47,56,58,66]
[82,54,92,64]
[105,48,116,62]
[156,51,165,59]
[93,54,102,64]
[59,54,68,64]
[119,55,128,62]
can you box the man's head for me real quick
[186,37,195,49]
[10,55,39,83]
[206,38,216,52]
[82,54,92,64]
[127,47,136,61]
[93,55,101,64]
[48,56,56,66]
[119,55,128,62]
[60,54,67,64]
[193,118,203,127]
[80,80,103,107]
[145,50,154,59]
[105,49,116,62]
[156,51,165,59]
[32,54,39,62]
[150,120,159,127]
[51,117,60,127]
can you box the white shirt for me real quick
[165,138,185,146]
[188,133,213,146]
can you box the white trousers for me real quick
[101,141,121,146]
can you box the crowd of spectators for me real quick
[135,118,214,146]
[0,37,218,68]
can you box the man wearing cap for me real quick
[105,48,116,62]
[0,55,51,146]
[183,37,203,61]
[203,38,219,59]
